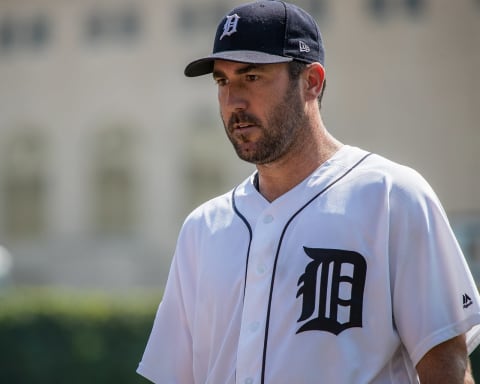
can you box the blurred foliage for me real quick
[0,288,160,384]
[472,345,480,382]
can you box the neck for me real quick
[256,120,342,202]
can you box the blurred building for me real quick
[0,0,479,290]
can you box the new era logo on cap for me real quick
[184,0,325,77]
[299,41,310,53]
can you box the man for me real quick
[138,1,480,383]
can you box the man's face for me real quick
[213,60,308,165]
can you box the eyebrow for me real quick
[212,63,266,79]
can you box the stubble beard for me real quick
[222,82,308,165]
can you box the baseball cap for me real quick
[184,0,325,77]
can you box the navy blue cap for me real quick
[184,0,325,77]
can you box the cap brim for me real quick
[184,50,293,77]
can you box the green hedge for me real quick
[0,289,160,384]
[2,289,480,382]
[472,345,480,382]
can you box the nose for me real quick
[221,83,248,112]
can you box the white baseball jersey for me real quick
[138,145,480,384]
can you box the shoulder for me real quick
[182,190,233,231]
[351,148,426,184]
[335,147,445,224]
[350,148,438,203]
[181,173,255,234]
[346,150,455,249]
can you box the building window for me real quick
[85,12,105,41]
[91,126,136,235]
[117,7,140,37]
[185,151,224,209]
[184,113,227,209]
[0,14,51,53]
[369,0,389,18]
[0,18,15,51]
[29,15,50,48]
[368,0,426,19]
[177,3,229,34]
[177,1,328,33]
[307,0,327,19]
[290,0,327,19]
[178,6,196,32]
[404,0,425,16]
[1,130,47,239]
[84,6,141,45]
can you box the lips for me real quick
[235,122,256,129]
[228,112,261,132]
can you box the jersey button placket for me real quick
[237,211,277,384]
[257,213,274,276]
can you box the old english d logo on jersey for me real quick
[220,14,240,40]
[296,248,367,335]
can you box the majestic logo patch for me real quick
[299,41,310,53]
[220,14,240,40]
[296,247,367,335]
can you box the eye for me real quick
[245,74,259,82]
[214,77,228,86]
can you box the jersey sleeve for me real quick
[137,221,197,383]
[388,167,480,366]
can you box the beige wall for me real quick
[323,0,480,213]
[0,0,478,289]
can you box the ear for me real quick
[302,63,325,102]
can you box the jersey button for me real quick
[263,214,274,224]
[256,264,266,275]
[244,378,254,384]
[249,321,260,332]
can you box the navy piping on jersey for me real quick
[231,190,253,300]
[231,152,372,384]
[231,185,253,384]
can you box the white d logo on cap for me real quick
[220,14,240,40]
